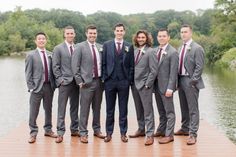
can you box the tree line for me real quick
[0,0,235,66]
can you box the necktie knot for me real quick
[41,50,45,54]
[157,48,163,62]
[116,42,121,54]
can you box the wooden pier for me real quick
[0,117,236,157]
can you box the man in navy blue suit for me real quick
[102,23,134,143]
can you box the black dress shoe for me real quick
[104,135,112,143]
[121,135,128,143]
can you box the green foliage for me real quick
[215,48,236,69]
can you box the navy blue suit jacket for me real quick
[102,40,134,84]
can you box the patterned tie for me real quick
[92,45,99,78]
[157,48,162,62]
[135,50,141,65]
[116,42,121,55]
[69,45,73,55]
[179,44,186,75]
[41,51,49,83]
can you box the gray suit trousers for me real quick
[79,78,103,136]
[57,80,80,136]
[131,85,155,136]
[155,91,175,136]
[178,76,199,137]
[29,83,54,136]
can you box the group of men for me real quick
[25,23,205,146]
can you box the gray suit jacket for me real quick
[134,46,158,90]
[25,49,56,93]
[72,41,102,85]
[52,42,74,87]
[154,44,179,94]
[179,41,205,89]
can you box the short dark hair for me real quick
[133,30,153,47]
[86,25,97,32]
[114,23,125,30]
[35,32,47,39]
[157,28,169,36]
[181,24,192,30]
[64,25,75,33]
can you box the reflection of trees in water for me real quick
[205,67,236,143]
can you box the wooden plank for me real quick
[0,118,236,157]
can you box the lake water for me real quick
[0,57,236,143]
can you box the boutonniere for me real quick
[47,54,52,58]
[162,50,167,56]
[141,50,146,54]
[98,47,103,52]
[186,46,191,51]
[125,46,129,52]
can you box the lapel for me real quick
[95,43,102,60]
[63,42,71,57]
[85,41,93,61]
[158,45,169,67]
[136,45,148,65]
[122,42,128,63]
[184,42,193,64]
[109,40,116,60]
[35,49,44,70]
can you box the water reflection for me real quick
[204,67,236,143]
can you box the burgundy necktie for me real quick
[116,42,121,54]
[69,45,73,55]
[179,44,186,75]
[157,48,162,62]
[135,50,141,65]
[41,51,49,83]
[92,45,99,78]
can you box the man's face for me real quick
[114,26,125,40]
[137,33,147,47]
[180,27,192,43]
[86,29,97,43]
[64,28,76,43]
[157,31,170,46]
[35,34,47,49]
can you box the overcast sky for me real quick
[0,0,215,15]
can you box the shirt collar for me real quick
[114,39,123,44]
[87,40,96,47]
[184,38,193,46]
[65,40,74,47]
[37,47,46,52]
[159,43,168,51]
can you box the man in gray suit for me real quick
[129,30,157,146]
[153,28,179,144]
[25,32,57,143]
[174,24,205,145]
[52,26,80,143]
[72,25,105,143]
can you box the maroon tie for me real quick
[69,45,73,55]
[179,44,186,75]
[116,42,121,54]
[135,50,141,65]
[41,51,49,83]
[92,45,99,78]
[157,48,162,62]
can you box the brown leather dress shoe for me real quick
[55,135,63,143]
[144,136,154,146]
[94,132,105,139]
[121,135,128,143]
[71,132,80,137]
[174,129,189,136]
[158,136,174,144]
[187,136,197,145]
[80,136,88,144]
[129,130,145,138]
[153,131,165,137]
[44,131,57,138]
[104,135,112,143]
[28,136,36,144]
